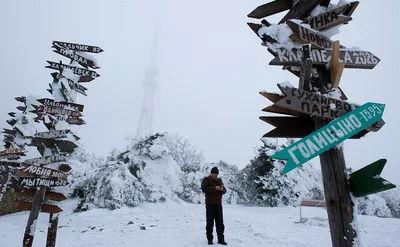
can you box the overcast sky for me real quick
[1,0,399,184]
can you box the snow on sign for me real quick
[269,48,380,69]
[17,165,67,181]
[23,154,67,166]
[52,41,104,53]
[36,98,84,112]
[272,102,385,175]
[53,44,99,69]
[33,129,70,139]
[32,105,82,119]
[286,20,336,49]
[19,177,69,187]
[45,60,100,78]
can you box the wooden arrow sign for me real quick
[247,0,292,19]
[269,47,380,69]
[46,114,86,126]
[45,60,100,79]
[304,2,359,31]
[33,129,72,139]
[349,159,396,197]
[52,41,103,53]
[0,148,25,158]
[29,138,78,154]
[59,163,72,172]
[17,188,68,202]
[53,44,99,69]
[19,177,69,187]
[67,79,88,96]
[60,82,73,102]
[272,102,385,174]
[15,96,26,103]
[17,165,67,180]
[260,116,369,139]
[279,0,324,24]
[7,118,17,126]
[286,20,339,49]
[23,154,67,166]
[31,105,83,119]
[16,200,63,214]
[36,98,84,112]
[0,161,22,167]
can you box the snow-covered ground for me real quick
[0,199,398,247]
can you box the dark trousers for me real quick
[206,204,225,241]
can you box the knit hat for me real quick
[211,167,219,174]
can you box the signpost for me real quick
[247,1,395,246]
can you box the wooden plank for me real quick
[45,60,100,79]
[343,1,359,16]
[287,20,337,49]
[36,98,84,112]
[52,40,103,53]
[247,0,293,19]
[52,44,99,69]
[260,116,314,138]
[19,177,69,187]
[262,105,302,117]
[299,44,313,90]
[279,0,324,24]
[329,41,345,89]
[46,213,60,247]
[259,91,283,103]
[17,165,67,180]
[269,48,380,69]
[23,154,67,166]
[17,200,63,214]
[33,129,71,139]
[22,187,46,247]
[29,137,78,154]
[17,188,68,201]
[301,200,326,207]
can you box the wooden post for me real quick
[46,213,59,247]
[300,45,356,246]
[23,186,46,247]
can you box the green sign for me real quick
[272,102,385,174]
[349,159,396,197]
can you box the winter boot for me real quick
[208,239,213,245]
[218,238,227,245]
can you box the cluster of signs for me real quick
[246,0,395,196]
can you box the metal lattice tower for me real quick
[136,27,159,138]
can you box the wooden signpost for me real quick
[247,1,395,246]
[45,60,100,81]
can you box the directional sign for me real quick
[305,2,359,31]
[52,41,104,53]
[349,159,396,197]
[269,48,380,69]
[16,200,63,214]
[19,177,69,187]
[17,165,67,180]
[34,129,71,139]
[0,148,25,159]
[67,79,88,96]
[286,20,338,49]
[46,114,86,126]
[36,98,84,112]
[272,102,385,174]
[31,105,83,119]
[45,60,100,79]
[17,188,68,201]
[59,163,72,172]
[7,118,17,126]
[29,138,78,154]
[260,116,369,139]
[60,82,73,102]
[23,154,67,166]
[53,44,99,69]
[247,0,292,19]
[279,0,324,24]
[0,161,22,167]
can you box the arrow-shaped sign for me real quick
[53,44,99,69]
[23,154,67,166]
[269,47,380,69]
[36,98,84,112]
[279,0,324,24]
[19,177,69,187]
[60,81,73,102]
[247,0,292,19]
[33,129,71,139]
[45,60,100,79]
[272,102,385,174]
[17,165,68,181]
[52,41,104,53]
[349,159,396,197]
[16,200,63,214]
[16,188,68,202]
[29,138,78,154]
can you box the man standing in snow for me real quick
[201,167,228,245]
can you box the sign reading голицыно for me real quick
[272,102,385,175]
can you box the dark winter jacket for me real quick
[201,175,227,205]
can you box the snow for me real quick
[258,24,302,52]
[0,199,398,247]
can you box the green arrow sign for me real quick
[349,159,396,197]
[272,102,385,174]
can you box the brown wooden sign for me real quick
[17,165,67,180]
[0,161,22,167]
[15,96,26,103]
[19,177,69,187]
[17,188,68,201]
[23,154,67,166]
[0,148,25,158]
[279,0,324,24]
[287,20,337,49]
[16,200,63,214]
[60,82,73,102]
[247,0,292,19]
[304,2,359,31]
[32,106,83,120]
[269,48,380,69]
[7,118,17,126]
[260,116,369,139]
[53,44,99,69]
[45,60,100,79]
[59,164,72,172]
[9,112,16,117]
[34,129,71,139]
[29,138,78,154]
[52,41,103,53]
[67,79,88,96]
[36,98,84,112]
[47,115,86,126]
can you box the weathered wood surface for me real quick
[301,200,326,207]
[59,164,72,172]
[45,60,100,79]
[36,98,84,112]
[17,200,63,214]
[22,186,46,247]
[329,41,345,88]
[60,82,73,102]
[299,44,313,90]
[0,161,22,167]
[17,188,68,201]
[52,41,103,53]
[34,129,71,139]
[19,177,69,187]
[29,138,78,155]
[17,165,67,180]
[279,0,324,24]
[305,2,359,31]
[46,213,60,247]
[67,79,88,96]
[23,154,67,166]
[52,44,99,69]
[247,0,292,19]
[269,47,380,69]
[287,20,338,49]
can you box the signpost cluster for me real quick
[246,1,395,246]
[0,40,103,247]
